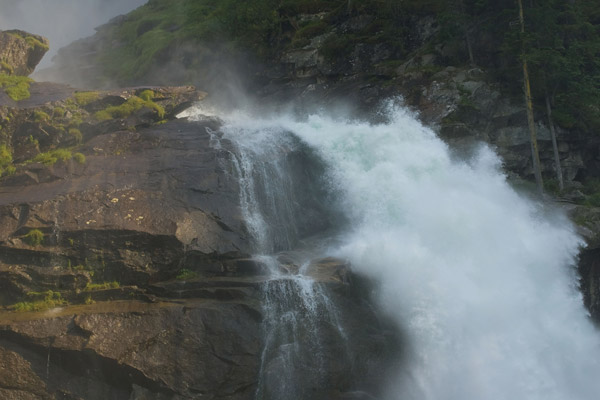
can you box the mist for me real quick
[0,0,147,70]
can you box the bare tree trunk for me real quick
[459,0,475,65]
[545,92,564,191]
[518,0,544,194]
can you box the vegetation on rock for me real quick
[23,228,44,246]
[13,290,66,312]
[94,95,165,121]
[29,149,73,166]
[0,73,32,101]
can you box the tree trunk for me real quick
[459,0,475,65]
[545,92,564,191]
[518,0,544,194]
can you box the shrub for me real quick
[23,228,44,246]
[176,269,199,280]
[0,144,12,167]
[1,165,16,177]
[85,281,120,291]
[30,149,72,165]
[68,128,83,143]
[73,152,86,164]
[13,290,65,312]
[94,95,165,120]
[53,107,66,118]
[138,89,155,101]
[73,91,100,105]
[0,73,32,101]
[33,110,50,122]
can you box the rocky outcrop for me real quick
[0,82,399,398]
[0,30,49,76]
[0,257,399,399]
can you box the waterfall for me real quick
[190,102,600,399]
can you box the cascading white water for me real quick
[204,114,352,399]
[203,102,600,400]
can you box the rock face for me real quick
[0,30,49,76]
[0,84,399,398]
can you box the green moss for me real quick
[68,128,83,143]
[0,60,14,74]
[33,110,50,122]
[24,36,49,50]
[0,144,12,168]
[73,152,86,164]
[84,281,120,291]
[94,110,113,121]
[29,149,72,166]
[94,95,165,121]
[1,165,16,177]
[73,91,100,105]
[13,290,66,312]
[176,269,199,280]
[0,73,32,101]
[53,107,66,118]
[68,116,83,128]
[23,229,44,246]
[27,135,39,146]
[138,89,155,101]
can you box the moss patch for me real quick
[0,73,32,101]
[23,229,44,246]
[73,91,100,105]
[13,290,66,312]
[84,281,120,291]
[29,149,72,166]
[94,95,165,121]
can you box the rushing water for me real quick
[189,103,600,399]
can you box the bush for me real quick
[68,128,83,143]
[85,281,120,291]
[30,149,72,165]
[23,228,44,246]
[13,290,65,312]
[73,91,100,105]
[73,152,86,164]
[33,110,50,122]
[0,73,32,101]
[138,89,155,101]
[0,144,12,167]
[176,269,199,280]
[94,95,165,120]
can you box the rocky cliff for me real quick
[0,35,399,397]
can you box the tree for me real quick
[518,0,544,194]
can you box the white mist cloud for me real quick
[0,0,147,69]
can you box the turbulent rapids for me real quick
[187,103,600,400]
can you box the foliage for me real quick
[176,269,199,280]
[13,290,66,312]
[0,73,32,101]
[23,229,44,246]
[33,110,50,122]
[73,152,86,164]
[0,60,14,74]
[68,128,83,143]
[84,281,120,291]
[94,95,165,120]
[73,91,100,105]
[24,35,49,50]
[29,149,72,165]
[0,144,12,168]
[138,89,155,101]
[53,107,66,118]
